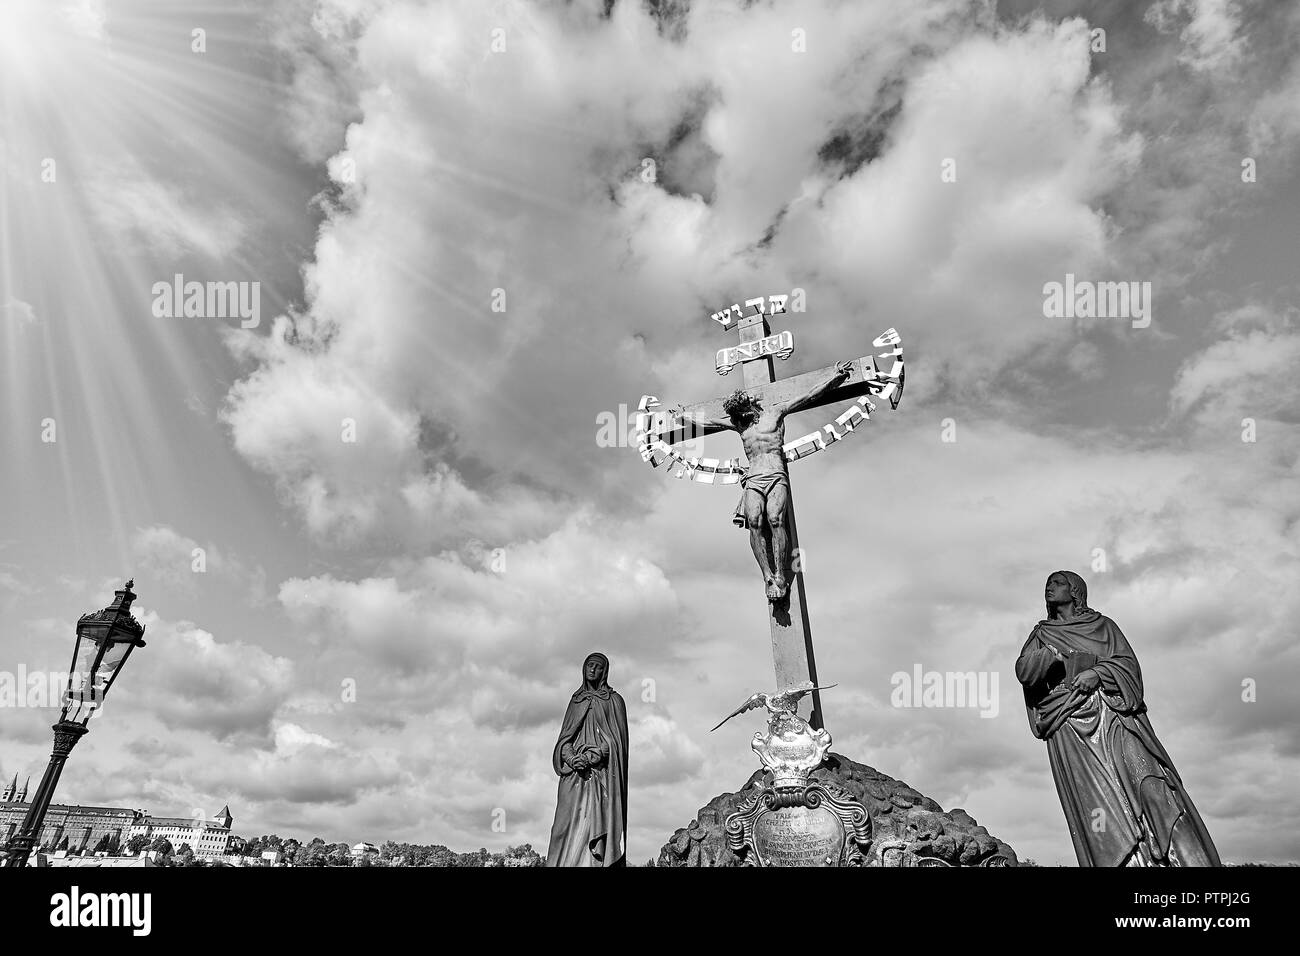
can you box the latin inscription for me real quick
[752,806,846,867]
[716,330,795,375]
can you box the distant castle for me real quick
[1,773,233,858]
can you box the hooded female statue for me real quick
[1016,571,1221,866]
[545,652,629,867]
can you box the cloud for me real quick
[276,511,679,684]
[0,0,1285,860]
[226,1,1145,543]
[60,0,108,42]
[775,16,1142,383]
[631,712,706,787]
[1169,304,1300,426]
[1146,0,1247,74]
[82,162,248,260]
[191,718,403,806]
[117,612,296,743]
[130,525,250,593]
[201,0,1300,862]
[1,297,37,327]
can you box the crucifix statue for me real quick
[636,295,904,729]
[673,362,852,602]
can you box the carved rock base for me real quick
[655,751,1018,867]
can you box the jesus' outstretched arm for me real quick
[778,361,853,417]
[669,404,733,435]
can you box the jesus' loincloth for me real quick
[732,471,790,529]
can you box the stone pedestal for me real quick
[655,752,1018,867]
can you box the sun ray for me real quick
[1,0,320,573]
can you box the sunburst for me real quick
[1,0,312,567]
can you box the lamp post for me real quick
[2,580,147,867]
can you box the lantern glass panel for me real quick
[67,633,101,696]
[65,632,132,720]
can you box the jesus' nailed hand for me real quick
[670,361,852,602]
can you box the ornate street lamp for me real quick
[2,581,147,867]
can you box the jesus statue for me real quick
[673,361,850,602]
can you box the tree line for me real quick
[39,830,544,866]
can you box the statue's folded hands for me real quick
[1071,669,1101,693]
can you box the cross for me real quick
[642,298,903,731]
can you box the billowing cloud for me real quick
[4,0,1297,864]
[120,612,296,743]
[207,0,1300,863]
[1146,0,1247,74]
[225,0,1146,541]
[130,525,252,593]
[1170,303,1300,426]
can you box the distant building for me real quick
[0,772,233,860]
[351,842,379,859]
[127,806,234,857]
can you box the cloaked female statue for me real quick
[545,652,629,867]
[1016,571,1221,866]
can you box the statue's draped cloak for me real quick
[546,678,629,867]
[1016,611,1220,866]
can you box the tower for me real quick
[1,773,16,802]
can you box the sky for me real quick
[1,0,1297,866]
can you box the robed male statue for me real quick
[546,652,629,867]
[1016,571,1221,866]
